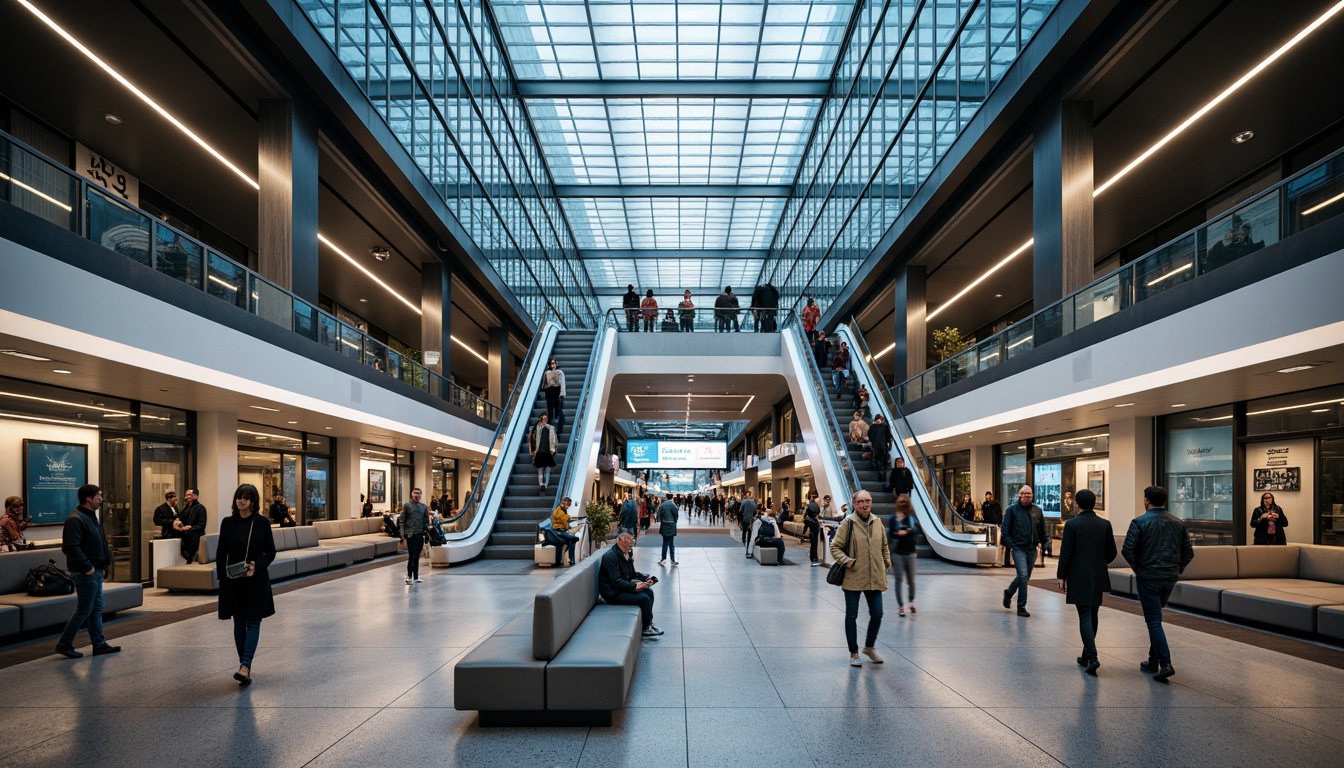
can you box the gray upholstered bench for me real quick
[0,550,143,637]
[455,553,642,726]
[752,542,780,565]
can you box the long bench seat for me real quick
[156,517,398,591]
[455,552,642,726]
[0,549,143,637]
[1108,544,1344,637]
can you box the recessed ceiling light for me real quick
[103,113,122,125]
[324,426,333,430]
[51,369,71,374]
[0,349,54,362]
[997,429,1018,434]
[1171,403,1186,408]
[1311,408,1330,413]
[1232,130,1255,144]
[287,421,298,424]
[1114,402,1136,408]
[371,246,391,262]
[1276,364,1316,373]
[249,405,280,412]
[994,293,1003,298]
[359,297,368,303]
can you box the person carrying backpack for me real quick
[754,508,786,563]
[619,495,640,540]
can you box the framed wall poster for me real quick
[367,468,386,503]
[1088,470,1106,511]
[1253,467,1300,492]
[23,440,88,525]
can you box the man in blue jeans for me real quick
[1000,485,1046,617]
[1122,485,1194,682]
[55,484,120,659]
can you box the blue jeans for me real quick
[1006,547,1034,607]
[843,589,884,653]
[1076,604,1101,660]
[233,617,262,667]
[660,535,676,562]
[1136,578,1176,666]
[58,571,105,648]
[552,530,578,565]
[832,369,848,393]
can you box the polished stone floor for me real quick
[1,534,1341,767]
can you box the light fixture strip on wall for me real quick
[451,334,489,364]
[931,0,1344,322]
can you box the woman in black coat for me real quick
[217,483,276,686]
[1055,489,1116,675]
[1250,493,1288,545]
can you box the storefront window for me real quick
[0,377,133,430]
[305,456,331,521]
[1166,406,1234,545]
[1033,429,1110,459]
[237,423,303,451]
[1246,384,1344,435]
[998,443,1027,508]
[1320,438,1344,548]
[140,404,189,437]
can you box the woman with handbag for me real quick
[217,483,276,687]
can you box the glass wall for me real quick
[1165,406,1236,545]
[296,0,598,327]
[237,423,335,523]
[761,0,1060,310]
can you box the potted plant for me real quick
[932,326,970,361]
[585,499,613,548]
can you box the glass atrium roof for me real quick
[561,197,785,248]
[492,0,854,79]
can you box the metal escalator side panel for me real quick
[559,328,619,513]
[779,325,856,512]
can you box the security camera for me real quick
[371,246,391,261]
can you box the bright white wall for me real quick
[1245,439,1315,545]
[360,458,393,514]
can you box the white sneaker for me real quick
[672,561,679,566]
[849,654,862,667]
[658,559,666,566]
[413,578,423,583]
[404,578,412,585]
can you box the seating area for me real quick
[0,549,143,638]
[1109,544,1344,639]
[156,518,399,591]
[455,551,641,726]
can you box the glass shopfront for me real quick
[360,443,412,514]
[1164,407,1235,545]
[997,429,1110,545]
[237,424,333,524]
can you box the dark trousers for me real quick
[660,535,676,562]
[756,536,785,562]
[642,317,654,332]
[843,589,884,653]
[181,531,202,563]
[1136,578,1176,666]
[544,387,563,432]
[58,571,105,648]
[406,533,424,579]
[626,310,639,332]
[680,318,693,332]
[233,617,262,667]
[552,530,579,565]
[807,523,820,562]
[1006,547,1034,606]
[1076,604,1101,660]
[607,589,655,630]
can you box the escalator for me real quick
[482,330,598,559]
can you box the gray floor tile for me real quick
[686,707,811,766]
[578,707,687,767]
[683,648,783,708]
[1250,708,1344,743]
[626,646,686,708]
[788,707,1060,767]
[763,651,974,708]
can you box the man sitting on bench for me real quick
[599,532,663,637]
[754,509,787,564]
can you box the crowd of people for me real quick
[618,283,794,332]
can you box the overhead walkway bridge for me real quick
[440,309,999,565]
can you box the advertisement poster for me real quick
[367,469,386,503]
[626,440,728,469]
[24,440,88,525]
[1033,462,1063,516]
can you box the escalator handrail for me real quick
[444,311,562,538]
[838,321,987,541]
[780,315,864,500]
[549,328,607,515]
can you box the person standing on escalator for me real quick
[541,358,566,436]
[888,457,914,498]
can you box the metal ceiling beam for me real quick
[515,79,830,99]
[578,249,767,260]
[555,184,790,198]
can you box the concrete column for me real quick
[969,444,995,502]
[894,266,927,380]
[1033,99,1094,308]
[422,261,451,376]
[258,98,319,302]
[195,411,238,535]
[1109,416,1155,525]
[487,324,510,405]
[335,436,361,519]
[454,458,470,509]
[413,450,431,499]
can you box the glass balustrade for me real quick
[0,128,501,422]
[893,145,1344,406]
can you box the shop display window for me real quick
[1166,406,1234,545]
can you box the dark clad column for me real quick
[422,261,451,378]
[893,265,927,381]
[488,324,510,406]
[1032,98,1094,308]
[258,98,319,303]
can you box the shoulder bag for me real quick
[225,517,255,579]
[825,518,856,586]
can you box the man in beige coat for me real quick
[830,491,891,667]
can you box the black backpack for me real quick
[27,559,75,597]
[758,520,776,539]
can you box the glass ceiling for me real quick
[529,98,820,185]
[561,197,785,248]
[492,0,854,79]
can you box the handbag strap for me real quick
[240,515,255,562]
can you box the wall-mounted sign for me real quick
[23,440,88,525]
[76,143,139,206]
[1253,467,1300,492]
[1033,462,1062,516]
[626,440,727,469]
[1167,426,1234,474]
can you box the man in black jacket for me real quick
[176,488,207,564]
[868,414,893,471]
[1122,485,1194,682]
[750,281,779,332]
[622,284,640,332]
[153,490,178,539]
[599,532,662,636]
[1000,485,1047,617]
[714,286,739,332]
[888,457,915,497]
[55,484,120,659]
[1056,489,1116,675]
